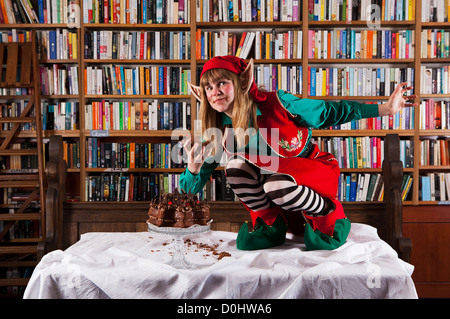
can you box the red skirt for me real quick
[228,143,340,200]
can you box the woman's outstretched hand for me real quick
[378,82,418,117]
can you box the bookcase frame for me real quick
[1,0,449,205]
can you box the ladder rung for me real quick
[0,181,39,188]
[0,173,39,180]
[0,213,41,221]
[0,278,30,287]
[0,245,38,255]
[0,149,38,156]
[0,117,35,123]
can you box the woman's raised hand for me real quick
[182,136,212,175]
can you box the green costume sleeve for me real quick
[179,159,220,194]
[278,90,380,129]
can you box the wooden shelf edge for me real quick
[312,129,415,136]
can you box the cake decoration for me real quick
[147,190,211,228]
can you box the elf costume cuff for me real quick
[304,218,351,251]
[302,199,346,236]
[302,199,351,251]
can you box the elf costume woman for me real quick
[180,56,415,251]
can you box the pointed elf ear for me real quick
[188,82,202,102]
[239,58,254,95]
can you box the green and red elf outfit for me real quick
[180,56,379,251]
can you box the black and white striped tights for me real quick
[225,157,327,216]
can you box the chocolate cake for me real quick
[147,190,211,228]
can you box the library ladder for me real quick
[0,30,46,296]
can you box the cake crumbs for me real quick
[148,238,231,261]
[183,238,231,260]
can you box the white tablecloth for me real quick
[23,223,417,299]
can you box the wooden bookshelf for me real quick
[2,0,450,297]
[0,0,447,203]
[1,1,449,204]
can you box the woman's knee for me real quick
[225,157,257,180]
[263,174,296,194]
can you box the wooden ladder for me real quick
[0,30,46,296]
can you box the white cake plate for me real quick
[147,221,212,269]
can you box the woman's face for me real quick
[204,78,235,116]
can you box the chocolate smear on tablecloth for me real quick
[184,238,231,260]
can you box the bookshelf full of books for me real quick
[1,0,450,206]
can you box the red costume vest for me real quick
[256,92,312,158]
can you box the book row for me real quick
[0,187,41,239]
[84,173,182,202]
[37,29,78,60]
[419,172,450,201]
[420,66,450,94]
[86,138,187,169]
[323,101,415,131]
[0,0,39,24]
[0,0,79,25]
[3,100,80,131]
[0,29,32,43]
[39,65,79,95]
[1,0,192,25]
[337,172,413,203]
[308,67,415,97]
[421,0,450,22]
[196,30,303,60]
[338,172,382,202]
[312,136,385,169]
[63,140,80,169]
[84,65,191,96]
[1,188,40,206]
[196,0,301,22]
[308,29,415,60]
[84,171,237,202]
[419,99,450,130]
[0,101,36,130]
[35,0,78,24]
[0,213,40,240]
[0,143,38,170]
[0,87,32,96]
[85,30,191,60]
[82,0,191,24]
[419,138,450,166]
[313,136,414,169]
[309,0,414,22]
[84,100,191,131]
[254,64,303,94]
[421,29,450,59]
[42,102,79,130]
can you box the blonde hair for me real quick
[199,69,258,150]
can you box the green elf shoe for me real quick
[304,218,351,251]
[236,215,288,250]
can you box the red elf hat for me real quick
[200,56,267,102]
